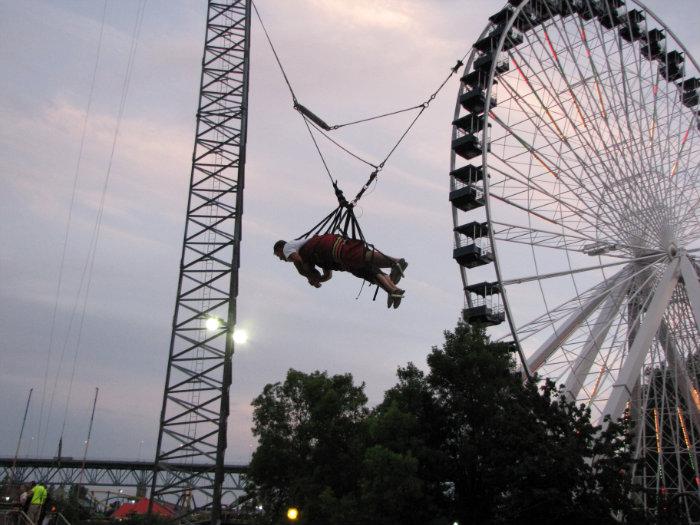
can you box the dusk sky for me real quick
[1,0,698,464]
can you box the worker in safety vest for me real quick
[27,481,47,525]
[273,234,408,308]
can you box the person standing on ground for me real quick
[27,481,47,525]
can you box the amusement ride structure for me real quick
[148,1,250,523]
[451,0,700,518]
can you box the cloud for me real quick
[308,0,414,31]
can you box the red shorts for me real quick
[299,234,379,281]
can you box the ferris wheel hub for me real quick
[668,242,678,257]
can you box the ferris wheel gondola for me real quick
[451,0,700,517]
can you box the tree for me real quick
[247,320,651,524]
[379,321,646,523]
[247,369,368,524]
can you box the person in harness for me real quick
[273,234,408,308]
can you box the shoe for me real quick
[390,289,405,309]
[387,292,394,308]
[390,259,408,284]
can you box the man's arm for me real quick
[288,252,323,287]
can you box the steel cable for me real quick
[35,0,108,456]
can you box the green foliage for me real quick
[248,369,368,524]
[247,320,649,524]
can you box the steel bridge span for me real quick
[0,458,247,495]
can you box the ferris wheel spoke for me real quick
[513,19,641,213]
[487,191,591,234]
[487,153,610,233]
[576,258,664,408]
[522,16,661,224]
[583,14,652,167]
[623,27,682,224]
[487,108,627,235]
[527,276,624,373]
[501,252,665,286]
[513,259,661,344]
[568,16,672,234]
[564,277,630,401]
[490,220,661,258]
[604,258,682,420]
[611,18,660,175]
[514,265,631,343]
[630,65,684,232]
[493,71,625,227]
[581,21,672,236]
[620,24,695,229]
[492,72,657,237]
[669,128,700,232]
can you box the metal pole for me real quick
[211,2,252,523]
[11,388,33,483]
[79,387,99,485]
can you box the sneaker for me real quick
[390,259,408,284]
[390,289,405,309]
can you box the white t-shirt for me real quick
[282,238,309,260]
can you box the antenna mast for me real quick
[79,387,99,485]
[11,388,33,483]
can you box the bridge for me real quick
[0,458,247,495]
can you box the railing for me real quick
[0,509,33,525]
[54,513,71,525]
[452,175,485,194]
[0,509,73,525]
[455,234,491,255]
[465,293,504,314]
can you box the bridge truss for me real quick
[1,458,246,497]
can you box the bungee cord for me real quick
[251,0,467,215]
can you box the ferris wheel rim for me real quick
[452,0,700,393]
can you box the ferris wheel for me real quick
[451,0,700,514]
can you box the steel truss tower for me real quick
[150,1,251,522]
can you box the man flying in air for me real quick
[273,234,408,308]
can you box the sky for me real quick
[0,0,699,465]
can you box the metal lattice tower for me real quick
[150,1,251,522]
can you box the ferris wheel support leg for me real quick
[680,253,700,337]
[564,281,630,402]
[526,270,626,373]
[603,258,681,422]
[658,320,700,435]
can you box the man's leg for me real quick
[373,272,404,309]
[28,505,39,524]
[365,249,397,268]
[375,272,401,293]
[366,249,408,284]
